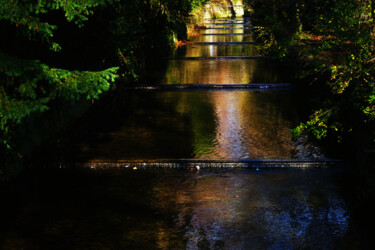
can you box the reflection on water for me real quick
[38,90,301,161]
[192,21,252,42]
[205,24,250,29]
[163,23,283,84]
[173,45,260,57]
[192,34,253,43]
[0,168,355,249]
[203,91,294,158]
[200,28,249,34]
[159,60,284,84]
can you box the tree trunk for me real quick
[226,0,236,18]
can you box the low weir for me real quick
[131,83,291,89]
[48,159,343,169]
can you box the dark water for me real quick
[36,90,303,162]
[35,18,292,162]
[0,168,359,249]
[5,17,366,249]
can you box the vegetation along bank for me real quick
[0,0,209,178]
[248,0,375,201]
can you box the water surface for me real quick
[192,34,253,43]
[37,90,303,162]
[9,17,365,250]
[159,59,284,85]
[173,45,260,58]
[200,28,249,34]
[0,168,357,249]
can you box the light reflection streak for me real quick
[163,60,282,85]
[175,45,260,57]
[191,91,295,159]
[209,44,215,57]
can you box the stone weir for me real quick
[33,159,344,169]
[131,83,292,90]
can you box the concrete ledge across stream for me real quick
[38,159,345,169]
[204,18,247,21]
[130,83,292,90]
[170,56,271,60]
[192,42,256,45]
[204,22,250,25]
[203,27,253,30]
[201,33,248,36]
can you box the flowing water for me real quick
[1,17,365,249]
[34,19,294,162]
[0,168,355,249]
[172,44,260,57]
[39,90,300,162]
[156,60,284,85]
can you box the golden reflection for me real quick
[164,59,282,84]
[181,91,295,159]
[152,172,265,248]
[165,60,256,84]
[179,44,261,57]
[200,28,246,35]
[156,223,170,249]
[193,34,252,43]
[153,173,245,225]
[209,45,215,57]
[74,90,295,161]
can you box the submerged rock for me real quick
[292,135,325,159]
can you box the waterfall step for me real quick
[204,18,247,21]
[37,159,344,169]
[192,42,256,45]
[130,83,291,90]
[202,27,253,30]
[201,33,248,36]
[170,56,270,60]
[204,22,250,25]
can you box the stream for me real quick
[0,17,366,249]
